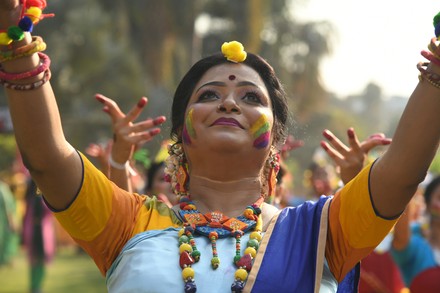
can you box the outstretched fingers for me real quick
[360,133,392,154]
[95,93,125,123]
[125,116,166,143]
[346,128,362,153]
[320,140,345,167]
[322,129,350,156]
[123,97,149,125]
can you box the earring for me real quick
[165,143,190,196]
[263,148,280,203]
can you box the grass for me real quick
[0,247,107,293]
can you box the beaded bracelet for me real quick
[108,155,129,170]
[0,68,51,91]
[419,73,440,90]
[0,52,50,80]
[417,62,440,89]
[0,36,46,63]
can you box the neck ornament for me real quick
[177,195,264,293]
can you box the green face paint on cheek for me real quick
[250,114,270,149]
[182,109,196,145]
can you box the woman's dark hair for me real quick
[145,161,165,193]
[276,164,286,186]
[170,52,289,146]
[424,175,440,206]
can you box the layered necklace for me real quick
[177,194,265,293]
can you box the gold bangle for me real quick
[0,36,46,63]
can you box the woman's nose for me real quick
[217,95,241,113]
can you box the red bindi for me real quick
[228,75,236,81]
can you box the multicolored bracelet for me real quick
[0,0,54,45]
[0,68,51,91]
[416,12,440,90]
[0,36,46,63]
[0,52,50,80]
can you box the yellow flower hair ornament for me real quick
[221,41,247,63]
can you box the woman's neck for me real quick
[188,174,262,217]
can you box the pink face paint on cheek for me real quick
[182,109,196,145]
[250,114,271,149]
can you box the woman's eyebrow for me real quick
[195,80,259,94]
[195,81,226,94]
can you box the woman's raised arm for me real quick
[370,60,440,217]
[1,0,87,210]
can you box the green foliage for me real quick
[429,151,440,175]
[16,0,402,193]
[0,134,16,171]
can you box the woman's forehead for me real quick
[195,63,267,89]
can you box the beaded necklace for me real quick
[177,195,265,293]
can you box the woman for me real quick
[1,1,440,291]
[22,179,55,293]
[145,161,177,208]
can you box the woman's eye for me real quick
[243,91,262,104]
[198,90,219,102]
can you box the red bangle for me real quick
[0,52,50,80]
[0,68,51,90]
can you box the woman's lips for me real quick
[211,118,244,128]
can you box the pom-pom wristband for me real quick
[0,0,54,45]
[0,52,50,80]
[109,155,129,170]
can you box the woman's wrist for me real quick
[108,155,129,170]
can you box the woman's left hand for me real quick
[320,128,392,185]
[95,93,166,165]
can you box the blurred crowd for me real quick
[1,133,439,293]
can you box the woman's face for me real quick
[151,165,177,205]
[182,63,274,154]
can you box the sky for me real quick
[292,0,439,98]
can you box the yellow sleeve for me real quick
[326,161,399,281]
[54,152,180,275]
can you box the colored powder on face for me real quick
[253,132,270,149]
[250,114,270,149]
[183,109,196,145]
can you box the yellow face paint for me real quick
[182,109,196,145]
[250,114,270,149]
